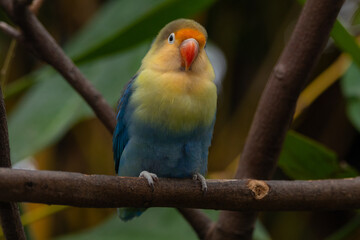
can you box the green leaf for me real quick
[8,69,82,162]
[330,20,360,68]
[352,8,360,25]
[278,131,358,180]
[296,0,306,5]
[56,209,271,240]
[56,209,198,240]
[341,63,360,132]
[66,0,216,63]
[254,220,272,240]
[8,44,148,162]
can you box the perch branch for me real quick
[0,168,359,211]
[210,0,346,239]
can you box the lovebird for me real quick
[113,18,217,221]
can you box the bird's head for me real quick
[142,19,210,72]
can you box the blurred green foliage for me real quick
[56,209,271,240]
[57,209,202,240]
[279,130,358,180]
[68,0,216,62]
[8,45,147,163]
[326,214,360,240]
[331,21,360,68]
[1,0,360,239]
[341,63,360,133]
[353,8,360,26]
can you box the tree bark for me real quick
[0,168,358,211]
[0,90,26,240]
[208,0,345,239]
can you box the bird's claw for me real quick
[139,171,158,191]
[193,173,207,194]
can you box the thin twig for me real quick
[0,0,44,95]
[0,39,17,93]
[29,0,44,14]
[0,86,25,239]
[209,0,346,239]
[0,22,21,40]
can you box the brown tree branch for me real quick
[209,0,346,239]
[0,168,359,211]
[0,0,116,133]
[0,22,21,40]
[29,0,44,14]
[0,88,25,239]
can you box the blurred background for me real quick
[1,0,360,239]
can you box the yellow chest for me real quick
[130,69,217,132]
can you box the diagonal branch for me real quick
[0,22,21,39]
[0,168,359,211]
[29,0,44,14]
[209,0,346,239]
[0,0,116,133]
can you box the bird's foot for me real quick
[139,171,158,191]
[193,173,207,194]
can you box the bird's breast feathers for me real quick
[130,68,216,133]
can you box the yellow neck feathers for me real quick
[131,54,216,132]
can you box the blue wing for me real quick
[113,75,137,174]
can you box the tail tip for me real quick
[118,208,144,221]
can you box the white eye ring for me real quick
[168,33,175,44]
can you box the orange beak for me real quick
[180,38,199,71]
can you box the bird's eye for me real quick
[168,33,175,44]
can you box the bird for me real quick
[112,18,217,221]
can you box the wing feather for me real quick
[112,74,137,173]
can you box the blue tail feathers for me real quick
[118,207,146,221]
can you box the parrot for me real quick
[112,18,217,221]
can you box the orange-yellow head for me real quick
[141,19,210,72]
